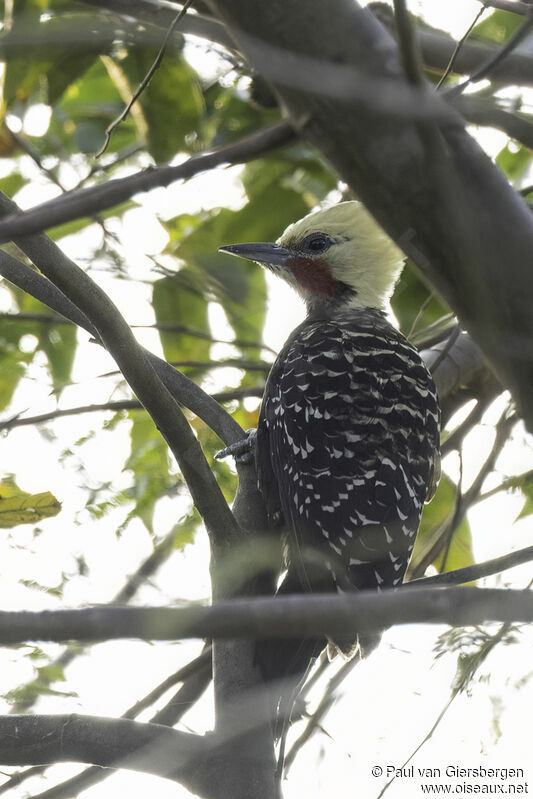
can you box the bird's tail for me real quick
[254,569,383,739]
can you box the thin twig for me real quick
[375,621,513,799]
[284,658,358,772]
[473,468,533,505]
[0,766,46,796]
[429,323,461,375]
[410,543,533,587]
[441,395,492,457]
[0,389,263,432]
[0,312,273,353]
[77,144,144,188]
[436,4,488,89]
[409,408,517,579]
[446,8,533,98]
[96,0,195,157]
[406,292,436,341]
[6,126,64,190]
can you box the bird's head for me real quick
[219,201,405,314]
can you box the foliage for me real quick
[0,477,61,528]
[0,1,532,796]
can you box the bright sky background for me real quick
[0,1,532,798]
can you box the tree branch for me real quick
[455,95,533,150]
[23,648,212,799]
[96,0,196,157]
[420,328,500,423]
[0,244,244,447]
[445,8,533,97]
[410,544,533,587]
[0,392,262,433]
[77,0,235,51]
[0,714,207,791]
[0,588,531,645]
[78,1,533,89]
[0,121,294,242]
[372,3,533,87]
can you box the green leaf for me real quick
[202,82,279,148]
[122,411,176,534]
[56,57,138,155]
[0,477,61,528]
[39,324,77,388]
[473,9,523,43]
[241,149,336,204]
[496,142,532,183]
[516,471,533,520]
[393,261,449,336]
[0,349,26,410]
[411,474,475,578]
[169,513,198,551]
[16,292,77,388]
[120,49,204,162]
[0,172,25,198]
[152,271,210,367]
[170,184,310,347]
[1,12,111,111]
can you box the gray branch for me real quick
[76,0,236,51]
[0,714,210,795]
[76,0,533,89]
[0,588,531,644]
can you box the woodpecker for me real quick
[218,201,440,684]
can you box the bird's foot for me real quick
[215,428,257,463]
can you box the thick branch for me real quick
[22,649,212,799]
[78,0,533,89]
[0,588,531,644]
[456,95,533,149]
[76,0,235,50]
[0,714,206,791]
[404,15,533,87]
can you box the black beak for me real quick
[218,242,292,268]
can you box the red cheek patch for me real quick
[287,256,343,298]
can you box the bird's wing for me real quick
[257,316,440,593]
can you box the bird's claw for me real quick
[215,428,257,463]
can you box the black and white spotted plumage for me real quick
[218,200,441,691]
[256,307,440,663]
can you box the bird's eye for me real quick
[302,234,332,254]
